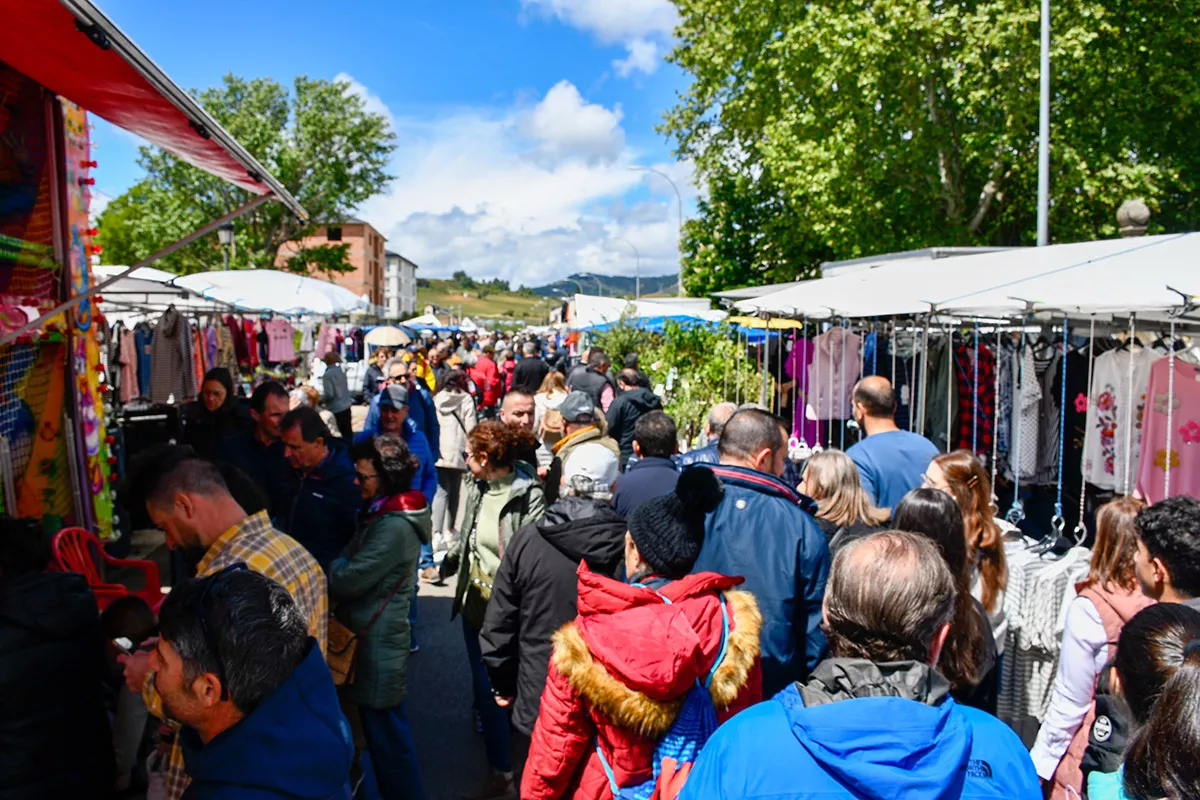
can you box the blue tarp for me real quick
[582,315,723,334]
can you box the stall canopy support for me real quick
[1,194,274,346]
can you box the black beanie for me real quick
[628,466,724,578]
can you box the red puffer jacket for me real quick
[468,356,501,408]
[521,566,763,800]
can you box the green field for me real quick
[416,279,559,323]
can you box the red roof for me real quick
[1,0,306,219]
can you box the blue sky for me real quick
[90,0,695,286]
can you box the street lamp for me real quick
[217,222,235,270]
[617,236,641,300]
[629,166,684,295]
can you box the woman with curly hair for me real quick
[442,420,546,798]
[922,450,1011,649]
[329,435,432,799]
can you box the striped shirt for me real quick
[144,511,328,800]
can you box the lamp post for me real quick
[617,236,641,299]
[630,166,684,295]
[217,222,235,270]
[1036,0,1050,246]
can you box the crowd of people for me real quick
[3,331,1200,800]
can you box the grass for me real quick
[416,279,558,322]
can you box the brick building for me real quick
[276,217,386,309]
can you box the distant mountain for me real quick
[531,273,679,298]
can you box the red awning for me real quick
[0,0,307,220]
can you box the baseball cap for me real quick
[379,384,409,410]
[558,391,596,424]
[562,443,619,495]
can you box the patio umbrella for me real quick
[364,326,412,347]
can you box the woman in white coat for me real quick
[433,368,477,552]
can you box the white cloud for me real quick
[335,71,394,127]
[356,79,691,289]
[613,39,660,78]
[525,80,625,163]
[521,0,677,76]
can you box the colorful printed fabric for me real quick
[1136,358,1200,504]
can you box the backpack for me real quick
[595,593,730,800]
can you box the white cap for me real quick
[562,443,620,496]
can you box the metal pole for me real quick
[630,166,684,296]
[1036,0,1051,246]
[618,237,641,299]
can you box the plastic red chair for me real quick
[52,527,165,613]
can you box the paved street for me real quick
[407,578,490,800]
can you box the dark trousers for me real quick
[462,618,512,772]
[360,703,424,800]
[334,408,354,442]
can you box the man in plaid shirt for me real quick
[120,455,329,800]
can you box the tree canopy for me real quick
[96,74,395,275]
[663,0,1200,295]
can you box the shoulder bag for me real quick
[327,572,409,686]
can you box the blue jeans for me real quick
[462,618,512,772]
[418,541,434,570]
[359,703,423,800]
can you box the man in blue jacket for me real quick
[681,531,1039,800]
[677,401,736,468]
[152,567,353,800]
[691,408,830,696]
[362,357,440,460]
[278,407,361,572]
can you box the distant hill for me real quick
[531,273,679,298]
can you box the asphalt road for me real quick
[407,577,492,800]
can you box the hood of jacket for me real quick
[617,387,661,414]
[180,641,353,798]
[778,658,969,800]
[0,571,99,639]
[707,463,819,515]
[536,497,626,569]
[366,490,433,546]
[158,306,183,338]
[551,566,761,739]
[435,389,474,415]
[313,439,356,483]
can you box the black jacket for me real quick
[511,356,550,394]
[219,431,289,519]
[479,497,627,735]
[0,572,113,799]
[362,362,386,399]
[181,400,253,461]
[612,456,679,518]
[567,366,615,408]
[278,441,362,571]
[604,386,663,468]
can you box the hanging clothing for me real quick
[1083,347,1160,492]
[1136,356,1200,503]
[784,336,819,445]
[214,325,237,373]
[1010,345,1042,481]
[149,307,196,404]
[1035,349,1064,486]
[807,327,862,421]
[923,339,957,453]
[886,333,923,431]
[299,321,317,353]
[265,319,296,363]
[134,323,154,399]
[224,315,249,365]
[315,323,339,359]
[191,324,206,390]
[953,341,996,456]
[241,319,260,369]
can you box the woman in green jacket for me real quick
[329,435,431,800]
[442,420,545,798]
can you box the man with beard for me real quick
[120,453,327,800]
[150,568,351,799]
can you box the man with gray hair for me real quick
[480,442,626,774]
[511,340,550,394]
[681,531,1039,800]
[678,401,737,467]
[152,568,353,799]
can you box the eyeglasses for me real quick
[462,450,473,463]
[195,563,248,700]
[356,471,379,483]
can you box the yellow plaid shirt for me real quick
[143,511,328,800]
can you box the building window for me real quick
[327,226,342,242]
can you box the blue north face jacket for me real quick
[678,659,1040,800]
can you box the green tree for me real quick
[96,74,395,275]
[663,0,1200,293]
[452,270,477,290]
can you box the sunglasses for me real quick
[195,563,248,700]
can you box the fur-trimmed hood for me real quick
[549,565,762,739]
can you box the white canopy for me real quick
[402,313,445,328]
[736,234,1200,320]
[569,294,726,329]
[94,265,252,315]
[174,270,369,316]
